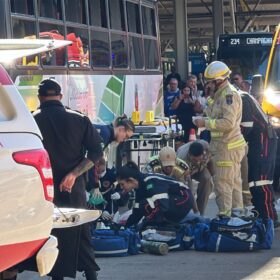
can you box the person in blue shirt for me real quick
[164,78,180,117]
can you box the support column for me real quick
[212,0,224,59]
[174,0,188,80]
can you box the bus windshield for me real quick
[267,42,280,91]
[217,33,272,81]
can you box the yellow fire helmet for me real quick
[204,61,231,82]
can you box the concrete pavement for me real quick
[18,197,280,280]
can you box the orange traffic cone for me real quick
[189,128,196,142]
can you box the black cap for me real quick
[38,78,62,96]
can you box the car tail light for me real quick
[12,149,54,202]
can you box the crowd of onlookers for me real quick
[163,67,257,144]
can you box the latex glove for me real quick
[111,192,121,200]
[102,211,112,221]
[93,188,103,199]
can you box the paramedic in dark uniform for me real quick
[116,162,194,227]
[33,78,103,280]
[240,91,279,228]
[94,115,135,150]
[91,116,135,199]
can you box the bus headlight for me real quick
[269,116,280,128]
[264,88,280,107]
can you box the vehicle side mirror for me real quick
[251,74,264,101]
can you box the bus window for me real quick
[67,27,89,68]
[142,6,156,37]
[11,0,34,16]
[91,31,110,68]
[126,2,141,34]
[38,0,63,20]
[64,0,86,24]
[39,23,65,66]
[88,0,108,28]
[144,39,159,70]
[109,0,125,31]
[111,33,128,68]
[129,36,144,69]
[12,19,38,66]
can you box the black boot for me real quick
[84,269,98,280]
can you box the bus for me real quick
[217,32,273,81]
[0,0,163,123]
[262,24,280,190]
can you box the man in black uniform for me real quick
[33,79,103,280]
[240,92,279,227]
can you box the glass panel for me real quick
[142,6,156,36]
[89,0,108,28]
[65,0,86,24]
[38,0,62,20]
[11,0,34,15]
[129,36,143,69]
[91,31,110,67]
[109,0,125,31]
[126,2,141,34]
[39,23,66,66]
[12,19,38,66]
[217,48,270,81]
[144,39,159,69]
[111,33,128,68]
[67,27,89,68]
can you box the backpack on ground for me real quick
[91,227,141,257]
[194,217,274,252]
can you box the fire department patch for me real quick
[226,95,233,105]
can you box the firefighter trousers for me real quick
[241,145,252,206]
[212,146,245,215]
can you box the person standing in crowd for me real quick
[116,162,194,227]
[164,78,180,117]
[187,74,206,115]
[171,84,196,142]
[33,78,103,280]
[231,72,244,90]
[197,72,205,91]
[165,66,181,89]
[194,61,246,217]
[240,91,279,228]
[240,80,251,93]
[177,140,214,216]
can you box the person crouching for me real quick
[116,162,194,227]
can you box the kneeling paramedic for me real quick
[87,158,128,221]
[145,146,199,213]
[116,162,194,227]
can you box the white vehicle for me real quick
[0,39,101,277]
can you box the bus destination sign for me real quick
[222,36,272,47]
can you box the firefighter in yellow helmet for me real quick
[193,61,246,216]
